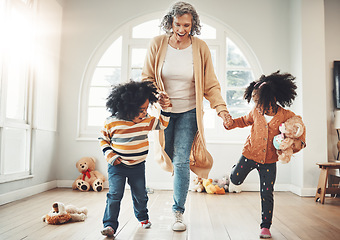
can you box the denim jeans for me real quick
[230,155,277,229]
[103,162,148,230]
[164,108,198,213]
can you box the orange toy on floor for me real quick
[202,178,225,194]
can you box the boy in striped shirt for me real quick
[99,81,171,238]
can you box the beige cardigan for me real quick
[141,34,228,178]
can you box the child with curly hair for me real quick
[98,81,171,238]
[224,71,306,239]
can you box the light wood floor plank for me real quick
[1,188,340,240]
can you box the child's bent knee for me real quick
[230,174,243,185]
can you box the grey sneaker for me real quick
[172,211,186,231]
[101,226,115,237]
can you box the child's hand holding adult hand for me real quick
[219,111,233,129]
[158,91,171,109]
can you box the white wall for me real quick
[299,0,327,194]
[325,0,340,177]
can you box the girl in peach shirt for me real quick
[225,71,306,239]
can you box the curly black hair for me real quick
[244,70,297,114]
[160,1,201,36]
[106,81,158,121]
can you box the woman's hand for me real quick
[219,111,233,129]
[158,91,171,109]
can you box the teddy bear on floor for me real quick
[72,157,106,192]
[202,178,225,194]
[192,176,205,193]
[42,202,88,224]
[273,115,306,163]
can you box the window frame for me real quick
[0,0,35,183]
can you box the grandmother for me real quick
[142,1,232,232]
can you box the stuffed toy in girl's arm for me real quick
[273,115,306,163]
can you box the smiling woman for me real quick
[168,14,193,50]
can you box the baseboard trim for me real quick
[0,180,316,205]
[289,184,316,197]
[0,180,57,206]
[56,180,317,196]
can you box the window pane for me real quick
[131,48,147,68]
[98,36,122,66]
[89,87,110,106]
[5,7,33,120]
[229,108,250,118]
[130,68,142,81]
[210,49,216,69]
[226,70,254,88]
[92,67,121,86]
[226,89,250,108]
[21,0,33,6]
[203,109,215,129]
[3,127,27,174]
[199,23,216,39]
[6,63,27,120]
[227,38,249,67]
[132,19,163,38]
[88,107,110,126]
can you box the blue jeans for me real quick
[103,162,148,230]
[230,155,276,229]
[164,108,198,213]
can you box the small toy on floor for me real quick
[192,176,205,193]
[42,202,88,224]
[202,178,225,194]
[212,175,229,192]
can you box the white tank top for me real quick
[161,45,196,113]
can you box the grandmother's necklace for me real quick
[170,34,191,50]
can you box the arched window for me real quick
[78,13,262,141]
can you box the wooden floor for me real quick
[1,189,340,240]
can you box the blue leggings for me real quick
[230,155,276,229]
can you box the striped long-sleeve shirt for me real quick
[98,108,171,166]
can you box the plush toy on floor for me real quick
[202,178,225,194]
[42,202,88,224]
[192,176,205,193]
[213,175,229,192]
[72,157,106,192]
[273,115,306,163]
